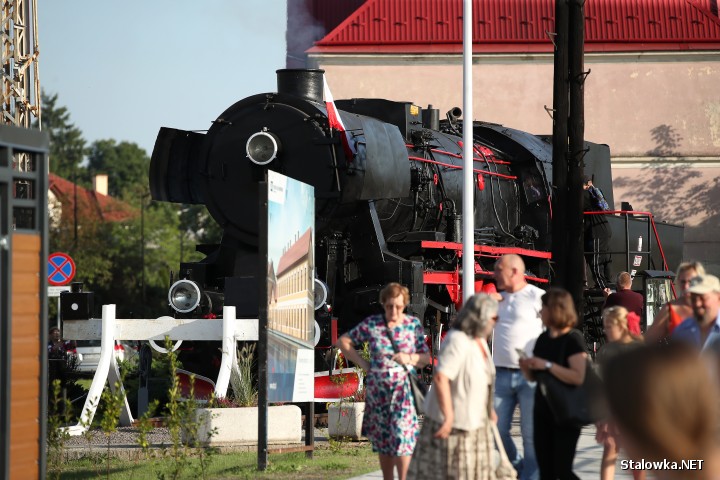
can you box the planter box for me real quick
[186,405,302,446]
[328,402,365,440]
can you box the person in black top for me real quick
[48,326,66,355]
[519,288,588,480]
[583,175,612,289]
[48,326,69,391]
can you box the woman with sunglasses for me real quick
[337,282,430,480]
[645,261,704,342]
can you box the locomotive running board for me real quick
[419,240,552,259]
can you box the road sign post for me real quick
[48,286,72,329]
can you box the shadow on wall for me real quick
[612,124,720,272]
[647,124,683,157]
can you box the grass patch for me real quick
[60,443,377,479]
[75,378,93,390]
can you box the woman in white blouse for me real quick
[407,293,498,480]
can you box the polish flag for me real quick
[323,76,356,160]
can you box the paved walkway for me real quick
[346,420,634,480]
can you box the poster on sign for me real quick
[262,171,315,403]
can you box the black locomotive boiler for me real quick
[149,68,681,361]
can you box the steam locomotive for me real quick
[149,68,683,363]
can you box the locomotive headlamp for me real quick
[246,129,281,165]
[313,279,329,310]
[168,279,201,313]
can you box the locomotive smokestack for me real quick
[422,105,440,130]
[276,69,325,103]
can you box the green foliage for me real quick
[86,140,149,201]
[78,396,100,470]
[163,336,192,479]
[41,91,87,183]
[179,204,223,247]
[329,342,368,404]
[114,348,174,419]
[47,380,73,480]
[135,399,159,454]
[354,342,369,402]
[58,444,378,479]
[232,343,258,408]
[49,204,115,286]
[327,437,345,453]
[160,336,217,480]
[100,380,127,478]
[44,92,225,319]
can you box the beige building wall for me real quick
[274,260,314,343]
[312,52,720,273]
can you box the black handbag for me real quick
[535,334,603,428]
[384,322,428,415]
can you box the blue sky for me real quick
[38,1,287,156]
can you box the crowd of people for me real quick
[337,255,720,480]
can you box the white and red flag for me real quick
[322,76,357,160]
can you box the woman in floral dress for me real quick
[337,282,431,480]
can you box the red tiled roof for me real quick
[310,0,720,54]
[276,228,313,276]
[698,0,720,15]
[48,173,136,223]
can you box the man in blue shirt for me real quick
[672,274,720,352]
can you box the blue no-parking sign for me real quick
[48,252,76,286]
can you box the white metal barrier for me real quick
[62,304,259,436]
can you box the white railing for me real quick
[61,304,258,436]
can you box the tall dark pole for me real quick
[73,165,78,246]
[141,197,145,318]
[179,229,184,264]
[568,0,587,311]
[257,179,269,471]
[551,0,570,287]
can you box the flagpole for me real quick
[462,0,475,305]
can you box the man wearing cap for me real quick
[671,274,720,351]
[583,175,612,288]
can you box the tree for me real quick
[179,204,223,248]
[41,92,87,182]
[86,139,150,201]
[42,95,230,319]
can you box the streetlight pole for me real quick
[461,0,475,305]
[140,195,146,318]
